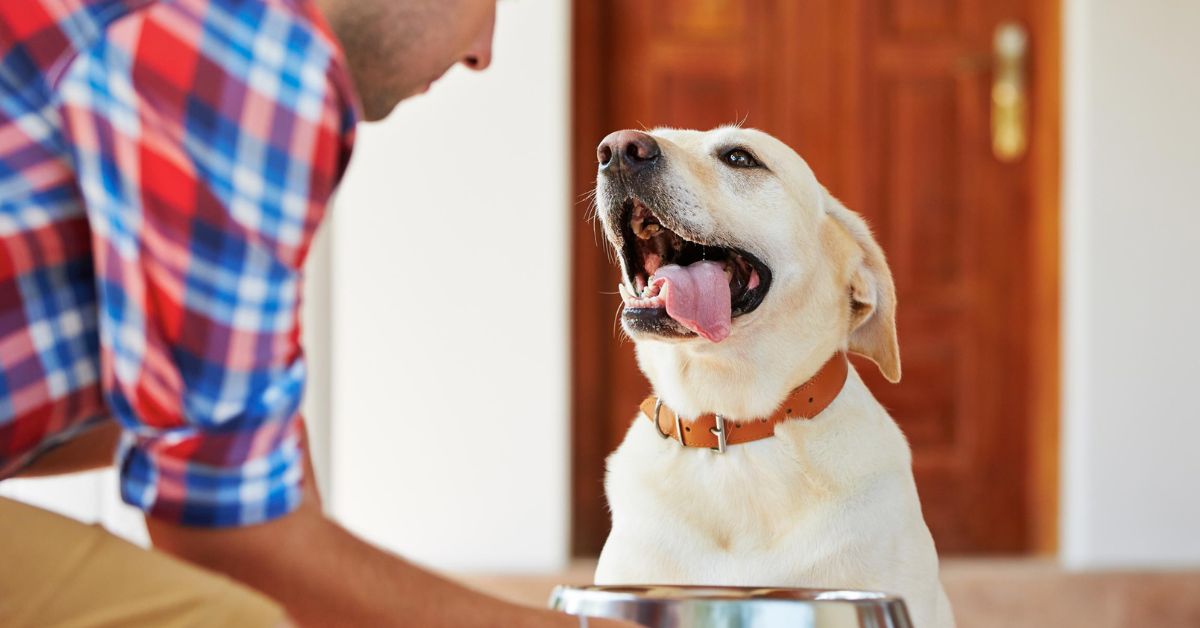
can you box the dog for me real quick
[590,126,955,628]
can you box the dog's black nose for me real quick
[597,130,660,174]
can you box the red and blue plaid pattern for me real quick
[0,0,357,526]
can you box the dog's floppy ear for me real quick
[823,190,901,383]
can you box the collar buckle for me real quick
[709,415,727,453]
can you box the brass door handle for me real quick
[992,21,1029,162]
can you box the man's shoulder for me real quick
[107,0,344,64]
[58,0,358,124]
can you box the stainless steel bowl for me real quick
[549,585,913,628]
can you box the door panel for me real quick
[571,0,1057,555]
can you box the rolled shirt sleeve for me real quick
[55,0,356,526]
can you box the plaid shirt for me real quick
[0,0,357,526]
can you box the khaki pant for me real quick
[0,496,286,628]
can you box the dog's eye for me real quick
[721,148,761,169]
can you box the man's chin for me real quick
[357,75,444,121]
[358,98,395,123]
[398,80,434,101]
[360,92,408,122]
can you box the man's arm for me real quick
[20,431,634,627]
[16,421,120,478]
[147,489,563,627]
[147,447,634,628]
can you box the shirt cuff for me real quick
[117,415,305,527]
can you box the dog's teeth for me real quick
[619,284,638,304]
[632,215,653,240]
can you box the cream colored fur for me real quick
[593,127,954,628]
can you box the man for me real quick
[0,0,634,626]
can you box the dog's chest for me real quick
[604,413,912,572]
[609,420,852,539]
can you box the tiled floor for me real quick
[456,559,1200,627]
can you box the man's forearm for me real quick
[147,497,581,628]
[141,437,635,627]
[16,421,120,478]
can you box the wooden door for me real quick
[570,0,1060,555]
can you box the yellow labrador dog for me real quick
[591,127,954,628]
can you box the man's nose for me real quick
[597,130,661,175]
[462,11,496,71]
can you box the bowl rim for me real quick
[550,584,906,605]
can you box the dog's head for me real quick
[594,127,900,400]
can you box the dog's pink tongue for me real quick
[650,261,731,343]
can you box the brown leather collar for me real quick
[640,352,849,452]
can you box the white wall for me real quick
[328,1,571,572]
[303,225,334,500]
[1062,0,1200,568]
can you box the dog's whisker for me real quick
[611,300,626,340]
[592,216,603,251]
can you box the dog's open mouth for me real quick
[616,199,772,343]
